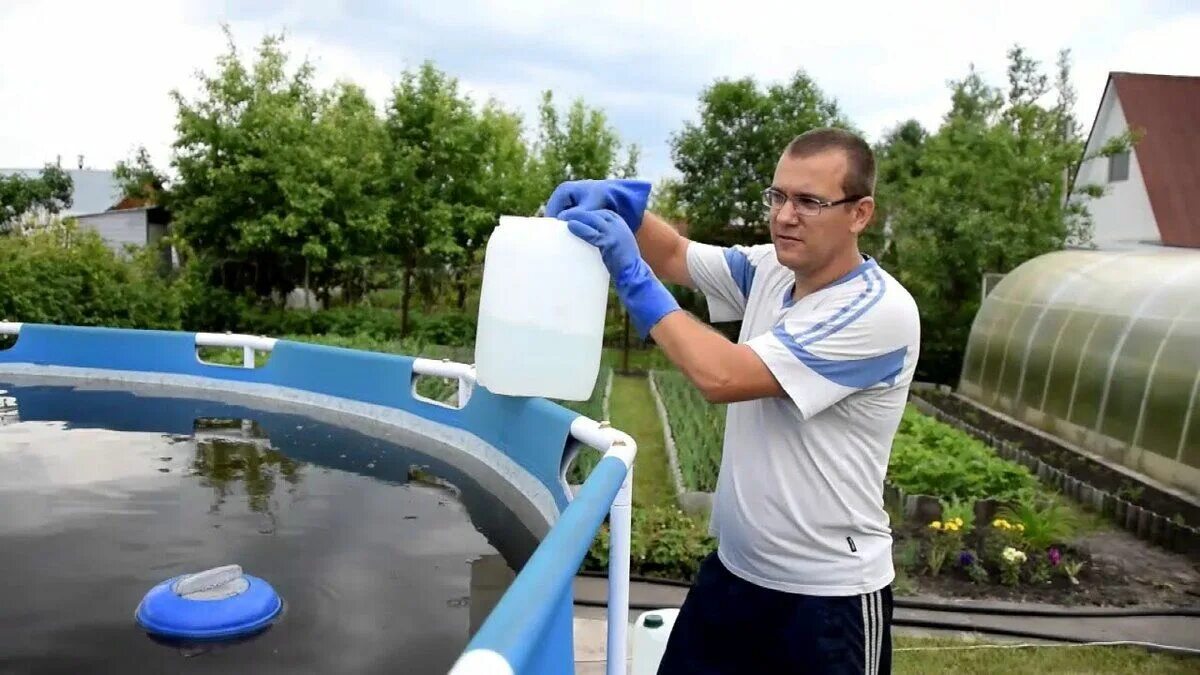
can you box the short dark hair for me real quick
[785,127,876,198]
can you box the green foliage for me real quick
[995,495,1081,550]
[938,496,977,535]
[669,70,852,246]
[161,29,391,304]
[889,406,1037,503]
[585,505,716,581]
[0,223,181,329]
[531,90,626,196]
[870,119,927,264]
[647,177,688,226]
[879,47,1127,383]
[383,61,498,333]
[0,164,73,233]
[652,370,725,491]
[109,30,633,338]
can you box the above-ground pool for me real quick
[0,323,637,675]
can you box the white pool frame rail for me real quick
[1,325,633,674]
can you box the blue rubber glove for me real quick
[560,207,680,338]
[545,180,652,233]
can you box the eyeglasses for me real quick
[761,187,864,217]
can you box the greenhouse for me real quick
[959,247,1200,497]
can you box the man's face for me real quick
[767,149,874,274]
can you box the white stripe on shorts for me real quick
[861,590,882,675]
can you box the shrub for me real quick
[585,504,716,581]
[0,223,181,329]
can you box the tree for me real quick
[0,164,73,233]
[139,28,394,321]
[163,29,367,304]
[871,119,928,264]
[114,147,168,207]
[885,47,1109,384]
[669,71,852,246]
[530,90,625,199]
[383,61,488,335]
[316,81,391,305]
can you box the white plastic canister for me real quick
[474,216,610,401]
[631,608,679,675]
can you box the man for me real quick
[545,127,920,674]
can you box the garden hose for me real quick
[575,571,1200,617]
[572,596,1200,656]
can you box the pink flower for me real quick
[1048,547,1062,567]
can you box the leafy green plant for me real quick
[585,505,716,581]
[959,551,990,584]
[939,496,976,535]
[996,496,1080,550]
[0,223,182,330]
[1060,559,1085,585]
[888,407,1037,503]
[653,370,725,492]
[895,539,922,576]
[925,518,965,576]
[999,546,1027,586]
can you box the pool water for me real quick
[0,382,531,674]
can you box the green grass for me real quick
[601,346,673,372]
[651,369,724,492]
[893,637,1196,674]
[608,374,676,508]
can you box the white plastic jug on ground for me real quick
[474,216,610,401]
[631,608,679,675]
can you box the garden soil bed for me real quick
[895,523,1200,608]
[914,388,1200,529]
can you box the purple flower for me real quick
[958,550,975,567]
[1048,547,1062,567]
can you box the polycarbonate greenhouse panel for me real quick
[959,249,1200,497]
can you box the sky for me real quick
[2,0,1198,184]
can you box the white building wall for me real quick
[76,209,148,254]
[1073,85,1160,249]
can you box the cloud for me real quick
[2,0,1197,185]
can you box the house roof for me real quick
[0,168,122,217]
[1110,72,1200,248]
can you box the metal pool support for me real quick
[0,322,635,675]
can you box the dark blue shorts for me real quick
[657,551,893,674]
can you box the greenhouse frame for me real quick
[959,248,1200,497]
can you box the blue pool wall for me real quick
[0,324,578,512]
[0,323,627,674]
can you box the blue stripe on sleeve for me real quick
[772,326,908,388]
[723,248,755,300]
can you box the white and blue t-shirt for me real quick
[686,241,920,596]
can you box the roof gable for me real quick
[1111,72,1200,248]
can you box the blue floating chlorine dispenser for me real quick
[135,564,282,640]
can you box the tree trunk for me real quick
[304,259,312,310]
[401,265,414,337]
[456,272,468,310]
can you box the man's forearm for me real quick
[649,311,784,404]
